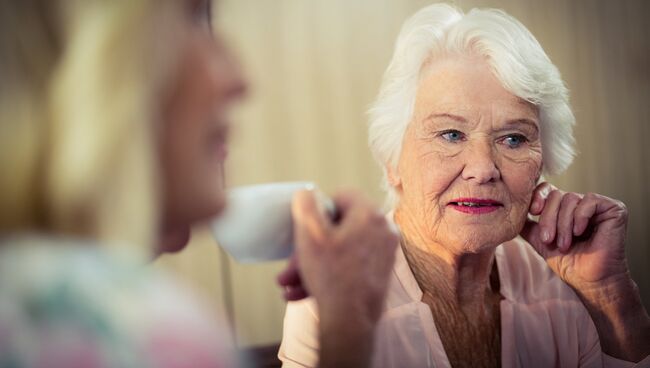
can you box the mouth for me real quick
[212,123,230,162]
[214,141,228,162]
[447,198,503,214]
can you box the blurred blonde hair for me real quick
[0,0,183,254]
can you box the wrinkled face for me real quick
[390,55,542,255]
[160,0,246,231]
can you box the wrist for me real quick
[575,274,650,362]
[317,305,378,368]
[575,271,643,313]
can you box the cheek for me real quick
[159,52,226,222]
[401,146,459,205]
[422,153,461,201]
[502,154,542,226]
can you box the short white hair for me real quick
[368,3,575,209]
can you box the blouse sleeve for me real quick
[278,297,321,368]
[602,354,650,368]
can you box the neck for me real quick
[395,209,500,313]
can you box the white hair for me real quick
[368,3,575,209]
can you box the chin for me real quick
[195,191,227,222]
[456,241,499,255]
[171,192,227,228]
[156,225,192,256]
[449,230,514,254]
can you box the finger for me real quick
[529,182,556,216]
[556,193,582,252]
[283,285,309,301]
[331,190,382,231]
[520,218,566,262]
[573,194,600,236]
[292,190,332,243]
[277,256,301,287]
[329,190,364,219]
[338,195,387,239]
[537,189,563,244]
[520,219,550,260]
[312,190,340,223]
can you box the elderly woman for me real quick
[279,4,650,367]
[0,0,398,367]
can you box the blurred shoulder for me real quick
[0,235,235,367]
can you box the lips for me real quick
[214,141,228,161]
[211,125,229,162]
[448,198,503,214]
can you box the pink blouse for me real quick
[279,237,649,367]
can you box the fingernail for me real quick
[541,230,550,243]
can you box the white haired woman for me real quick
[279,4,650,367]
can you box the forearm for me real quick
[317,307,377,368]
[576,275,650,362]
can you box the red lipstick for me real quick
[448,198,503,215]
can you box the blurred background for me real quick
[154,0,650,354]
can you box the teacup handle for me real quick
[313,190,340,223]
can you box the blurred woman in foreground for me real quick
[0,0,398,367]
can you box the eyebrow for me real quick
[502,118,539,133]
[426,113,468,123]
[426,113,539,132]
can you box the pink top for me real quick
[279,237,649,367]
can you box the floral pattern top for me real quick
[0,236,236,368]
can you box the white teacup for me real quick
[210,181,333,263]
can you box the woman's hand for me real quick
[278,190,399,368]
[277,255,309,301]
[520,182,629,290]
[520,182,650,361]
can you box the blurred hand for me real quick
[520,182,630,295]
[278,190,399,323]
[277,255,308,301]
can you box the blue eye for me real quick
[502,134,527,148]
[440,130,465,143]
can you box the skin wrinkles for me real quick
[401,238,502,368]
[400,116,541,253]
[398,99,542,252]
[388,55,543,367]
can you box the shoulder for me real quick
[0,238,235,367]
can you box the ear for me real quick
[385,163,401,188]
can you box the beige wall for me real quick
[155,0,650,347]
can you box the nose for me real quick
[220,53,248,101]
[225,52,248,99]
[460,139,501,184]
[212,36,248,100]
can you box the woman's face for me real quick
[390,55,542,255]
[160,0,246,233]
